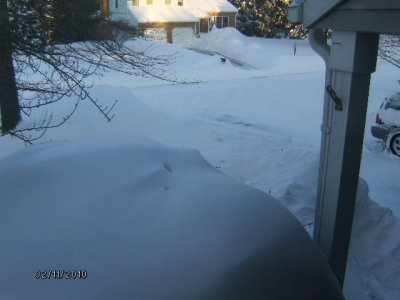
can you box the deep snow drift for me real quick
[0,138,343,299]
[0,28,399,299]
[345,179,400,300]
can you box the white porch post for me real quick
[313,31,379,287]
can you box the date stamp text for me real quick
[35,270,87,279]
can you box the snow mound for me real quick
[345,178,400,300]
[191,28,254,66]
[0,137,343,299]
[206,27,246,41]
[268,160,400,299]
[191,28,323,73]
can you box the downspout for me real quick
[309,29,330,65]
[309,29,334,245]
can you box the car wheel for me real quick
[389,133,400,157]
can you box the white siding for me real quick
[109,0,129,19]
[110,1,139,26]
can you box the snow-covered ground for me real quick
[1,28,399,299]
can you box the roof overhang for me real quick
[288,0,400,34]
[303,0,346,28]
[288,0,346,27]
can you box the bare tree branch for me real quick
[378,34,400,69]
[1,0,198,143]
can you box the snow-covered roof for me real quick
[128,6,199,23]
[128,0,238,23]
[188,0,238,15]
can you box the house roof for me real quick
[188,0,238,15]
[128,6,199,23]
[128,0,238,23]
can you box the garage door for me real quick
[172,27,194,47]
[143,28,167,42]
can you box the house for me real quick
[287,0,400,288]
[102,0,238,45]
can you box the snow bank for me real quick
[0,137,343,299]
[192,28,267,68]
[345,179,400,300]
[277,165,400,299]
[191,28,324,74]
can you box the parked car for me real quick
[371,92,400,156]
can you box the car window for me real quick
[389,94,400,110]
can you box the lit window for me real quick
[132,0,139,6]
[165,0,171,4]
[178,0,183,6]
[147,0,153,5]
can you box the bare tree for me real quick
[1,0,189,144]
[378,34,400,69]
[0,0,20,131]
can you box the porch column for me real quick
[313,31,379,287]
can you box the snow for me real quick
[186,0,238,15]
[380,108,400,127]
[128,6,199,23]
[1,28,399,299]
[375,92,400,127]
[345,178,400,300]
[0,138,343,299]
[127,0,237,23]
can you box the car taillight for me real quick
[376,113,382,124]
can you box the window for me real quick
[165,0,171,4]
[389,94,400,110]
[147,0,153,5]
[115,0,118,8]
[178,0,183,6]
[211,16,229,29]
[132,0,139,6]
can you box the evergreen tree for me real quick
[50,0,106,43]
[229,0,307,39]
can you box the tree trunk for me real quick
[0,0,20,131]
